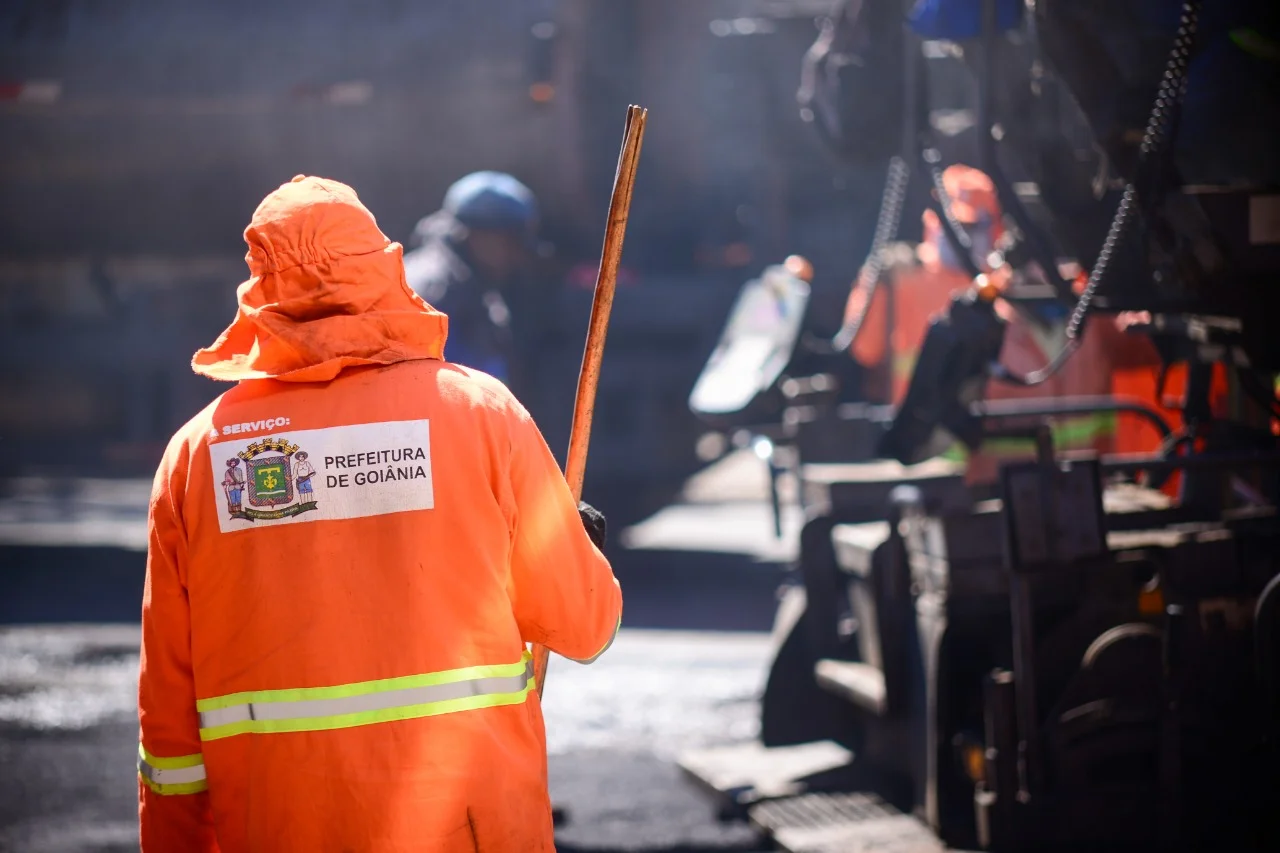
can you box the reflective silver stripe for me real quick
[137,757,207,786]
[198,659,534,730]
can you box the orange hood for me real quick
[193,175,447,383]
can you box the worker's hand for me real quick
[577,501,607,551]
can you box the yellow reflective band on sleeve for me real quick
[1052,412,1117,447]
[137,744,208,795]
[569,615,622,665]
[196,653,535,742]
[892,351,919,382]
[980,412,1117,459]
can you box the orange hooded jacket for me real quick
[137,175,622,852]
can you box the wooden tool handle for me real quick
[533,104,647,698]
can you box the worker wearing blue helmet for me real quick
[403,171,540,387]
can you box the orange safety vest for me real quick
[1112,360,1233,497]
[138,176,622,852]
[846,260,972,406]
[963,311,1122,484]
[845,258,1127,484]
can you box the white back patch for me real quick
[208,419,433,533]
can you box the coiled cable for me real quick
[924,150,984,279]
[830,155,911,352]
[994,0,1201,386]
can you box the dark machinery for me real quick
[683,1,1280,850]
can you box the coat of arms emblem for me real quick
[223,437,319,522]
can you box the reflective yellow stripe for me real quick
[980,412,1117,458]
[195,655,530,713]
[933,413,1117,463]
[139,745,204,770]
[137,744,208,796]
[1053,412,1117,446]
[197,653,535,742]
[892,351,918,381]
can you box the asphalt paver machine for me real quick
[682,1,1280,850]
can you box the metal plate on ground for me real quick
[678,740,853,804]
[800,459,968,520]
[751,792,944,853]
[831,522,891,578]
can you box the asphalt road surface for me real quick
[0,454,792,850]
[0,625,775,853]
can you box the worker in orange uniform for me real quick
[137,175,622,852]
[846,165,1006,407]
[845,164,1160,482]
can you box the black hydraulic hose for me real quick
[975,0,1074,304]
[829,155,911,353]
[993,0,1202,387]
[1102,451,1280,477]
[1066,0,1200,341]
[1254,573,1280,722]
[983,161,1075,301]
[924,151,985,280]
[827,19,922,356]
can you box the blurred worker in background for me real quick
[403,171,540,393]
[846,165,1004,407]
[138,175,621,852]
[845,164,1161,483]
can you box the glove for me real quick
[578,501,607,551]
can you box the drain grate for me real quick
[750,792,898,832]
[749,792,945,853]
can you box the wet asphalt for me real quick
[0,530,788,853]
[0,624,775,853]
[0,455,790,851]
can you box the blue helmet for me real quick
[442,171,539,234]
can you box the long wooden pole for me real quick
[534,104,647,698]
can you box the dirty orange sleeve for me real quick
[138,448,219,852]
[506,403,622,664]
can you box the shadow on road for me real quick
[2,543,788,633]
